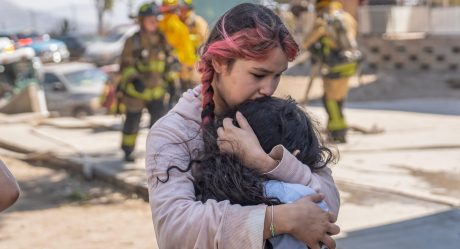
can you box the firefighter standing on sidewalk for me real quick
[119,2,175,162]
[302,0,361,143]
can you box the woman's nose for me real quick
[259,80,277,97]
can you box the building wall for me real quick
[359,35,460,72]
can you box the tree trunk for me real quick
[97,11,104,35]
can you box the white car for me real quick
[83,24,139,66]
[0,37,15,53]
[41,62,108,117]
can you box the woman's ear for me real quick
[211,58,226,74]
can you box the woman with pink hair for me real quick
[146,3,340,249]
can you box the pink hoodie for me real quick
[146,86,340,249]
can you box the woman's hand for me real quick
[216,111,278,172]
[269,194,340,249]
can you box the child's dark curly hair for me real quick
[192,96,335,205]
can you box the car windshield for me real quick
[64,68,107,87]
[101,33,123,42]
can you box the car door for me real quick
[42,72,71,114]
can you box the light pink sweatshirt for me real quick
[146,86,340,249]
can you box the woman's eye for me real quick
[252,73,265,79]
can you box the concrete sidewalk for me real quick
[0,113,149,199]
[0,101,459,247]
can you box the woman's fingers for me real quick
[235,111,253,131]
[306,193,325,203]
[327,223,340,236]
[328,211,338,223]
[217,113,267,170]
[222,117,235,130]
[307,242,321,249]
[216,127,225,138]
[321,235,336,249]
[291,196,338,248]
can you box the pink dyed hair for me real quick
[198,3,299,126]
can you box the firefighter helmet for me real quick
[181,0,194,10]
[161,0,180,13]
[316,0,342,11]
[138,2,161,17]
[162,0,179,6]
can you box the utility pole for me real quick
[30,10,37,31]
[128,0,134,18]
[72,3,78,32]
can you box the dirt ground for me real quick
[0,156,158,249]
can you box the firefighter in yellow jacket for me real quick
[302,0,361,143]
[179,0,208,52]
[178,0,208,89]
[119,2,175,161]
[157,0,198,107]
[159,0,196,67]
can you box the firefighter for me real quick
[302,0,361,143]
[159,0,196,67]
[179,0,208,52]
[119,2,175,162]
[159,0,198,107]
[178,0,208,90]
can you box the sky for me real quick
[12,0,147,21]
[2,0,264,34]
[4,0,148,34]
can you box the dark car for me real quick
[52,35,86,60]
[15,33,70,63]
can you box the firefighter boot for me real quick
[121,111,142,162]
[324,98,348,143]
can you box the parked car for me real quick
[0,37,15,53]
[16,33,70,64]
[41,62,107,117]
[0,32,19,43]
[52,35,86,60]
[0,47,41,103]
[83,24,138,66]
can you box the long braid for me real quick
[198,56,215,127]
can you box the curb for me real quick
[0,138,149,201]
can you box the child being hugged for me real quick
[191,96,337,249]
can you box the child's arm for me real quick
[265,180,329,211]
[0,160,20,212]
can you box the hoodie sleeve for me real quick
[263,145,340,216]
[146,114,266,249]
